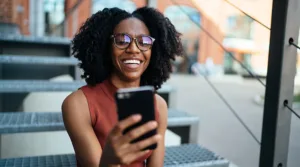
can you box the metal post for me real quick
[30,0,45,36]
[0,135,1,158]
[259,0,300,166]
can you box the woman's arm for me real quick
[62,90,118,167]
[62,90,159,167]
[146,94,168,167]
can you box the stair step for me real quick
[0,55,78,65]
[0,34,70,46]
[0,80,174,93]
[0,80,84,93]
[0,144,229,167]
[0,109,198,134]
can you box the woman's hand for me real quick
[100,114,161,166]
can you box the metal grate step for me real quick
[0,55,78,66]
[0,80,173,93]
[0,109,198,134]
[0,144,229,167]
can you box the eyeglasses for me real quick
[111,33,155,52]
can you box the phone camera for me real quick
[124,93,131,98]
[118,93,124,99]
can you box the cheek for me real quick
[111,48,123,70]
[144,50,151,60]
[144,51,152,66]
[111,47,123,63]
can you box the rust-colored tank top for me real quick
[79,79,159,167]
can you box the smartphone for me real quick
[115,86,157,150]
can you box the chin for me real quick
[120,71,143,82]
[124,75,142,82]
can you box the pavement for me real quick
[165,74,300,167]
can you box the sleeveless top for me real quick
[78,79,159,167]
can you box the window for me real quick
[43,0,65,36]
[226,15,254,39]
[164,5,201,35]
[92,0,136,14]
[164,5,201,73]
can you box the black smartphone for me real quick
[115,86,157,150]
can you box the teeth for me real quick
[123,59,141,64]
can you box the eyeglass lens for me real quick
[114,34,154,51]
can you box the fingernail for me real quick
[133,114,141,120]
[147,122,155,128]
[150,121,157,126]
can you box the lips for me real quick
[121,59,143,70]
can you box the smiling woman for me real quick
[62,7,183,167]
[111,18,153,84]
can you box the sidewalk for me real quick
[166,74,300,167]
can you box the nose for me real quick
[126,39,140,54]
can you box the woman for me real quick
[62,7,183,167]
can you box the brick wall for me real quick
[131,0,147,8]
[158,0,224,64]
[63,0,218,65]
[0,0,13,23]
[0,0,29,35]
[65,0,92,38]
[65,0,146,38]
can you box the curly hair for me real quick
[72,7,183,90]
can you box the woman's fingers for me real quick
[121,121,158,144]
[111,114,142,136]
[108,115,160,166]
[119,149,151,166]
[128,134,161,152]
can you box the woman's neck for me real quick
[109,74,140,89]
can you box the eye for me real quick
[115,34,131,46]
[138,36,153,46]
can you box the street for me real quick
[165,74,300,167]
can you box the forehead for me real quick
[113,17,150,36]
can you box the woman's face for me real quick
[111,17,153,83]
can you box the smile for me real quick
[121,59,143,70]
[122,59,142,65]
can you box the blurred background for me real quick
[1,0,300,167]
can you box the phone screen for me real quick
[115,86,157,150]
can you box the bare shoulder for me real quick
[62,89,91,124]
[62,89,86,107]
[62,89,87,113]
[155,94,168,110]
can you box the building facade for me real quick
[1,0,298,76]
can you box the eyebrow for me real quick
[114,32,150,37]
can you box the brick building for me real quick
[0,0,30,35]
[1,0,297,75]
[63,0,224,72]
